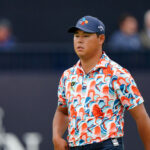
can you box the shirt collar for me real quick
[74,51,110,74]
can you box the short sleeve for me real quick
[57,72,68,108]
[115,72,144,110]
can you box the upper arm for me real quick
[58,72,68,108]
[114,70,144,110]
[129,103,149,122]
[57,106,68,116]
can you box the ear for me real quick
[99,34,105,45]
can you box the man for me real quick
[108,14,142,51]
[0,19,16,50]
[52,16,150,150]
[140,10,150,49]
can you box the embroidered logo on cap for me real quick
[80,18,88,25]
[98,25,104,31]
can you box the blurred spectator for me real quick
[0,19,16,51]
[140,10,150,49]
[107,14,142,51]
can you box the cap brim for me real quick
[68,26,96,33]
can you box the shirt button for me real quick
[82,86,86,89]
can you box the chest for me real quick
[65,71,115,103]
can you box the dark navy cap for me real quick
[68,16,105,34]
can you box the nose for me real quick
[77,36,84,43]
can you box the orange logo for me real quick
[80,18,88,25]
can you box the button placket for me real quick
[82,74,88,90]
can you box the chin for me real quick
[77,54,87,59]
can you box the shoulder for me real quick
[59,66,75,86]
[108,31,124,48]
[109,59,131,78]
[140,30,149,39]
[107,59,135,91]
[140,30,146,36]
[110,30,122,39]
[61,66,76,79]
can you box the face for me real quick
[145,14,150,29]
[121,17,138,35]
[0,26,10,42]
[73,30,104,60]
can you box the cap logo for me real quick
[98,25,104,31]
[79,17,88,25]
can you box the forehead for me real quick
[124,17,137,23]
[74,29,94,34]
[0,25,10,31]
[145,13,150,21]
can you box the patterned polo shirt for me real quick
[57,52,144,147]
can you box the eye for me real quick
[84,34,90,37]
[74,34,79,38]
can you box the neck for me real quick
[80,50,103,74]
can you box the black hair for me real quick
[96,33,100,37]
[0,19,12,30]
[118,13,135,26]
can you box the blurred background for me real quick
[0,0,150,150]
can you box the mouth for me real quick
[77,46,84,51]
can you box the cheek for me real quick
[85,39,98,50]
[73,39,77,48]
[73,40,78,53]
[84,39,93,46]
